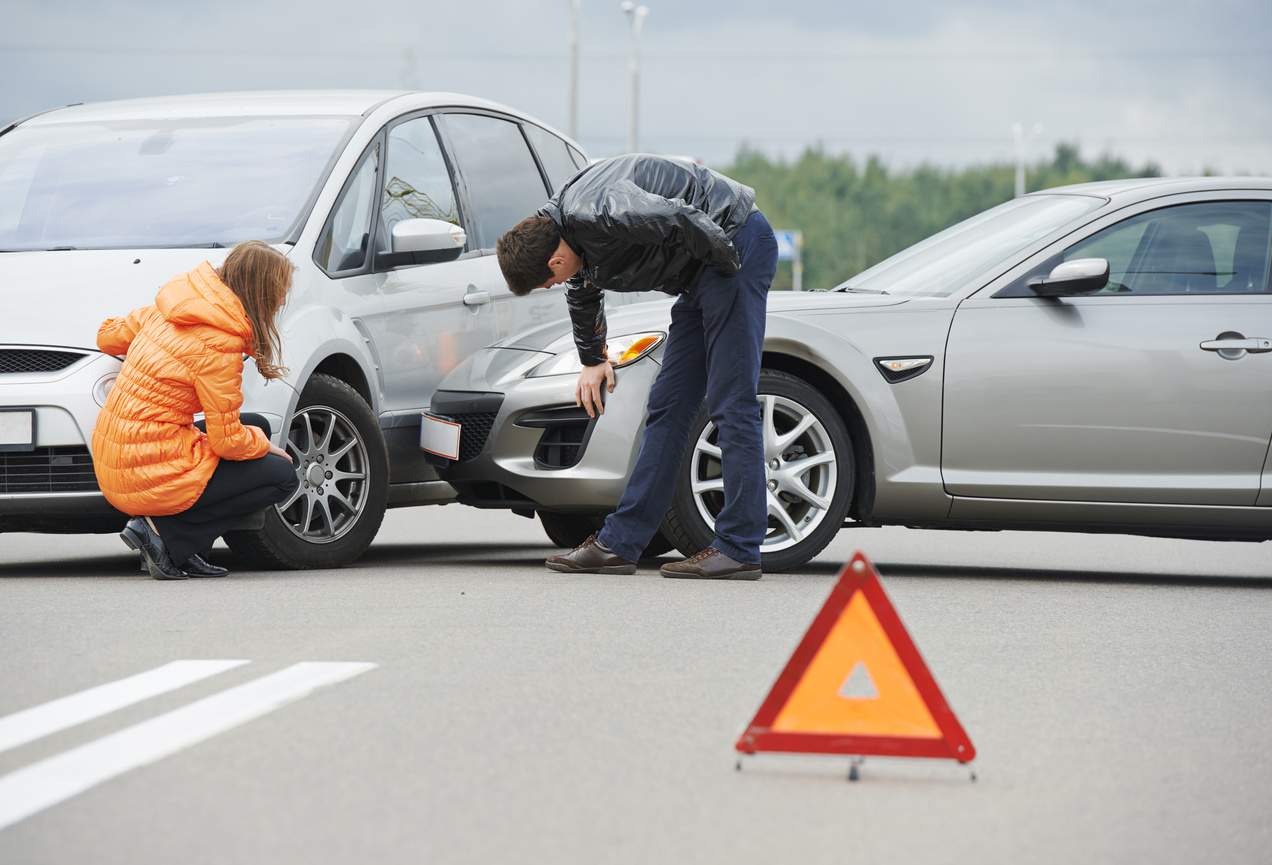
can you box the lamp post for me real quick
[567,0,581,140]
[620,1,649,153]
[1012,121,1043,197]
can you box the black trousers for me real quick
[151,415,299,564]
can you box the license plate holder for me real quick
[0,409,36,453]
[420,412,461,461]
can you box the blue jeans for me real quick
[597,210,777,564]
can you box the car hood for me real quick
[0,248,270,349]
[495,290,907,353]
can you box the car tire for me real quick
[661,369,855,573]
[538,511,675,559]
[224,373,388,570]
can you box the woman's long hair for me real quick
[217,241,293,380]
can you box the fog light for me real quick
[93,373,118,406]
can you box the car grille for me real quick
[451,412,498,462]
[0,349,88,375]
[0,446,100,494]
[427,391,506,463]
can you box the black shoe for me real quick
[126,519,148,573]
[120,518,188,581]
[181,554,229,578]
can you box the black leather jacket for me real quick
[539,154,757,366]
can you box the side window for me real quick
[1009,201,1272,295]
[379,116,462,255]
[523,124,581,193]
[315,143,379,274]
[439,113,550,248]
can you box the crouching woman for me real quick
[91,241,299,579]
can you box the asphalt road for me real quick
[2,506,1271,864]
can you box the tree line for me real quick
[719,143,1163,290]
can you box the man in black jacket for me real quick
[497,154,777,580]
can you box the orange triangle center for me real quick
[771,591,941,739]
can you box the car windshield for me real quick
[833,193,1104,297]
[0,115,356,251]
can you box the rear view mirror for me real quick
[1028,257,1109,297]
[379,218,466,268]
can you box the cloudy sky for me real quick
[4,0,1269,173]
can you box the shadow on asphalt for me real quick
[796,559,1272,588]
[3,542,1268,587]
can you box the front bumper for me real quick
[0,349,123,527]
[428,348,661,513]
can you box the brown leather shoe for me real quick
[660,547,762,580]
[545,533,637,575]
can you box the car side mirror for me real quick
[378,218,466,268]
[1028,257,1109,297]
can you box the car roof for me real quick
[1032,176,1272,201]
[19,90,568,128]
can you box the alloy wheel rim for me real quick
[690,393,837,553]
[278,405,369,544]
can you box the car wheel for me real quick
[662,369,855,573]
[224,373,388,569]
[539,511,675,558]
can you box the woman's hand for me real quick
[269,443,294,464]
[575,361,616,418]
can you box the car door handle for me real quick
[1200,335,1272,353]
[463,289,491,307]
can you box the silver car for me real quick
[0,90,658,567]
[427,177,1272,571]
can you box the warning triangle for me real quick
[737,551,975,763]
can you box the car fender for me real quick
[761,306,954,521]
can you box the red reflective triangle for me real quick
[737,551,975,763]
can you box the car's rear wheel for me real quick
[661,369,854,573]
[538,511,674,559]
[225,373,388,569]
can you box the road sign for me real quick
[736,551,975,764]
[773,230,800,261]
[772,229,804,291]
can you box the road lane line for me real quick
[0,661,376,831]
[0,660,250,755]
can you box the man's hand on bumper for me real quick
[576,361,616,418]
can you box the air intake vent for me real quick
[0,349,87,375]
[0,446,100,494]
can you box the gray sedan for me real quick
[425,177,1272,571]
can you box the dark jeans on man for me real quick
[597,209,778,564]
[151,414,298,565]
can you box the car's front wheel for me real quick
[225,373,388,569]
[661,369,854,572]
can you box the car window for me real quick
[315,142,379,274]
[439,113,550,249]
[1010,201,1272,295]
[523,124,580,193]
[0,116,355,250]
[379,116,462,255]
[567,145,587,169]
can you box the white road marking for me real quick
[0,661,376,831]
[0,660,249,755]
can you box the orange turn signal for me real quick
[613,335,661,366]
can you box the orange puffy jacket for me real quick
[91,261,271,516]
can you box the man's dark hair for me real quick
[497,214,560,296]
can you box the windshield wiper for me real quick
[835,285,890,295]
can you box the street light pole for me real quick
[620,2,648,153]
[567,0,580,140]
[1012,121,1043,197]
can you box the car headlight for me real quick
[92,373,118,407]
[529,331,665,377]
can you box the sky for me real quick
[3,0,1270,174]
